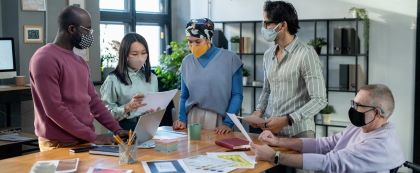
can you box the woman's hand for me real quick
[124,93,146,113]
[215,125,232,134]
[173,120,186,130]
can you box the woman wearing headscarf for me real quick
[172,18,243,134]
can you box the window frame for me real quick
[100,0,171,67]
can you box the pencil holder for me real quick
[118,144,137,164]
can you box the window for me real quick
[100,0,171,68]
[99,0,126,11]
[100,23,126,68]
[135,0,167,13]
[136,25,162,66]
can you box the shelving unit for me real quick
[214,18,369,136]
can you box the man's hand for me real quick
[173,120,186,130]
[250,142,276,163]
[115,129,129,140]
[215,124,232,135]
[124,93,146,113]
[258,130,280,146]
[94,134,114,145]
[264,116,289,133]
[241,113,267,128]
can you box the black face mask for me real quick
[348,107,376,127]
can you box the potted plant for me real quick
[308,37,327,55]
[319,104,336,124]
[155,39,189,126]
[349,7,369,50]
[242,67,250,86]
[155,39,189,91]
[100,40,120,81]
[230,36,240,53]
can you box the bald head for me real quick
[359,84,395,118]
[58,6,90,32]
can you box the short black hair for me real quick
[264,1,300,35]
[57,6,87,32]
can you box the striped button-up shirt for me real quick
[256,36,327,136]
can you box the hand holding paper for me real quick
[239,115,267,128]
[131,89,177,118]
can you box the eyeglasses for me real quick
[262,20,278,28]
[350,100,377,112]
[79,26,94,34]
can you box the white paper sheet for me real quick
[131,89,177,118]
[227,113,252,143]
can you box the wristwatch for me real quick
[274,151,281,165]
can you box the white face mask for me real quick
[261,23,281,42]
[128,57,145,71]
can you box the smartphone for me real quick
[69,146,95,153]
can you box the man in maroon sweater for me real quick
[29,6,126,151]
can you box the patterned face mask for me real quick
[76,33,94,49]
[74,26,94,49]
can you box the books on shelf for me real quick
[339,64,365,90]
[239,37,252,54]
[333,27,360,55]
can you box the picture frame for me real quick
[23,25,44,44]
[21,0,46,11]
[67,0,85,9]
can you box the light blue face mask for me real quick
[261,23,282,42]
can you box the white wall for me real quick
[192,0,417,168]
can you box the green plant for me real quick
[320,105,336,114]
[242,67,250,77]
[100,40,120,70]
[349,7,369,49]
[307,37,327,48]
[155,39,190,91]
[230,36,240,43]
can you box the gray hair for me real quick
[359,84,395,117]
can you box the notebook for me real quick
[89,145,119,157]
[215,138,250,150]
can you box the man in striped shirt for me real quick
[244,1,327,138]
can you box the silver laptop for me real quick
[133,109,165,148]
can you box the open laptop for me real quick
[134,109,165,148]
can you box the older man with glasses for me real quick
[251,84,405,172]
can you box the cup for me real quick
[118,144,137,164]
[15,76,25,86]
[188,123,202,140]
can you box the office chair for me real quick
[390,161,420,173]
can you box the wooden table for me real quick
[0,129,293,173]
